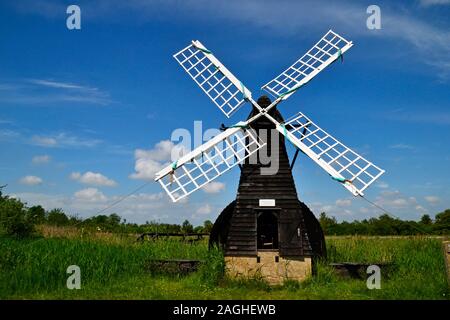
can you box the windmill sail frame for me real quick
[155,125,266,202]
[157,30,384,202]
[173,40,252,118]
[269,112,385,196]
[261,30,353,101]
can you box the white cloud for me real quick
[70,171,117,187]
[19,175,43,186]
[335,199,352,207]
[202,181,225,194]
[10,192,67,209]
[74,188,107,203]
[374,190,429,216]
[196,204,212,215]
[424,195,440,205]
[309,201,354,218]
[375,191,415,208]
[310,188,434,221]
[31,133,102,148]
[376,181,389,189]
[32,155,51,164]
[130,140,187,180]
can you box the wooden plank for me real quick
[444,240,450,286]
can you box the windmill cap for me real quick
[256,95,272,108]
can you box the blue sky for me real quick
[0,0,449,225]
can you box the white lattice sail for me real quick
[155,124,265,202]
[275,112,384,196]
[173,40,252,118]
[261,30,353,101]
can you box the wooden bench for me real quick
[136,232,209,243]
[330,262,392,279]
[145,259,202,275]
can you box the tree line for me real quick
[318,211,450,235]
[0,188,448,238]
[0,190,212,237]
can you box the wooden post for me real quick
[443,239,450,287]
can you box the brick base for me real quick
[225,251,312,285]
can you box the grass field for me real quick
[0,233,448,300]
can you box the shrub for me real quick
[0,195,35,238]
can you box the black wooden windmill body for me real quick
[155,30,385,280]
[209,97,326,260]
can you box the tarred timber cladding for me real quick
[210,96,326,259]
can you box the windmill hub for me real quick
[155,30,385,284]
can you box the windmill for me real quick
[155,30,385,284]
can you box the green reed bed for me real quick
[0,236,447,299]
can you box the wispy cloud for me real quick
[385,110,450,125]
[28,79,87,89]
[0,129,20,140]
[1,123,120,152]
[9,0,449,81]
[10,190,216,224]
[419,0,450,7]
[0,118,14,125]
[32,155,51,164]
[0,78,113,106]
[31,132,102,148]
[389,144,415,150]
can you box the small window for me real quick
[275,256,279,263]
[257,256,261,263]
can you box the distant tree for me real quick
[203,220,213,233]
[181,219,194,234]
[434,209,450,234]
[319,212,338,235]
[0,185,6,199]
[108,213,121,225]
[28,205,46,224]
[68,214,82,225]
[420,214,432,225]
[82,214,122,232]
[104,213,121,231]
[370,214,397,235]
[47,208,69,226]
[193,225,204,233]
